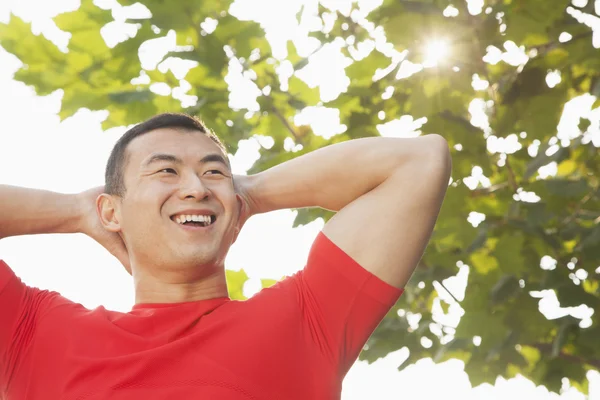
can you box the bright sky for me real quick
[0,0,599,398]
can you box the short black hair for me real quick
[105,113,228,197]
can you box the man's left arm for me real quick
[239,134,451,288]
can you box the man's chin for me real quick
[174,252,219,268]
[168,242,229,267]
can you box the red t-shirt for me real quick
[0,232,403,400]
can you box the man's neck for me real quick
[132,265,229,305]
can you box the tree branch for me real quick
[470,181,510,197]
[271,105,301,141]
[504,155,519,191]
[529,343,600,370]
[532,30,594,55]
[561,190,597,226]
[435,280,461,304]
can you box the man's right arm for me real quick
[0,185,86,394]
[0,185,129,394]
[0,184,130,269]
[0,185,83,240]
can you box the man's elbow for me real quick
[390,134,451,191]
[419,134,452,180]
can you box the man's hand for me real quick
[76,187,131,274]
[233,175,261,236]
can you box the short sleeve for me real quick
[297,232,403,377]
[0,260,64,392]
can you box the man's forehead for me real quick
[128,128,222,163]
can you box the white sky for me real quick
[0,0,599,398]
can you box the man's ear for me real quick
[97,193,122,233]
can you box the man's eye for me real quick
[206,169,224,175]
[158,168,177,174]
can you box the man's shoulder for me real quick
[0,259,15,288]
[239,271,302,312]
[0,259,86,319]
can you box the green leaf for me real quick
[288,76,320,107]
[555,281,600,308]
[518,345,541,367]
[185,63,226,90]
[325,92,364,119]
[54,0,112,57]
[293,208,334,227]
[226,269,249,300]
[505,294,554,344]
[108,89,153,104]
[491,233,526,275]
[346,50,390,86]
[382,4,470,53]
[545,178,589,199]
[0,16,67,95]
[578,117,591,132]
[544,48,570,69]
[455,310,508,353]
[214,16,264,58]
[503,0,570,45]
[470,248,499,275]
[518,91,568,140]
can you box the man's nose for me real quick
[179,174,210,200]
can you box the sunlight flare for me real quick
[423,39,450,67]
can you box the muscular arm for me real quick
[0,185,129,269]
[0,185,82,240]
[243,135,451,288]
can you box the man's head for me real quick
[105,113,228,197]
[98,113,241,279]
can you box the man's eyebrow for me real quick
[142,153,183,168]
[142,153,230,169]
[200,153,230,169]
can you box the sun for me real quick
[423,39,450,67]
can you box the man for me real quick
[0,113,451,399]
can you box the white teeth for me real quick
[175,214,212,225]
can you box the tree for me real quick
[1,0,599,393]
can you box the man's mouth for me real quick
[171,214,217,227]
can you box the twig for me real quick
[504,155,519,191]
[561,190,597,226]
[532,30,594,55]
[434,280,461,304]
[470,181,510,197]
[529,342,600,369]
[271,106,301,140]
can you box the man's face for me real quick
[114,128,239,277]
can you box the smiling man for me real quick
[0,113,451,399]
